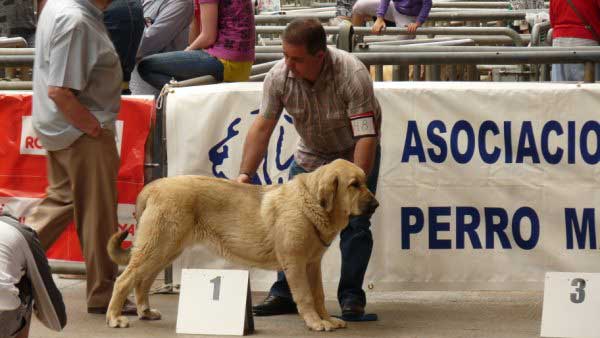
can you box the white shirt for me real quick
[0,221,27,311]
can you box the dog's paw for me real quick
[327,317,346,329]
[107,315,129,328]
[139,308,162,320]
[307,319,336,331]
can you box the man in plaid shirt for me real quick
[236,18,382,321]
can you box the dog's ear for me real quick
[318,174,338,213]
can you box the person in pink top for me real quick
[137,0,255,89]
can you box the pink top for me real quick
[194,0,255,61]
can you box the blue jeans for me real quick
[551,37,600,82]
[103,0,145,82]
[137,50,224,90]
[269,146,381,308]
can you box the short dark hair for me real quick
[282,18,327,55]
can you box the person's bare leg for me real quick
[351,13,366,26]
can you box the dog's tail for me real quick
[108,182,154,265]
[107,229,131,265]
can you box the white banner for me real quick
[166,82,600,291]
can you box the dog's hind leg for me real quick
[134,244,185,321]
[134,267,163,321]
[106,264,137,328]
[307,262,346,329]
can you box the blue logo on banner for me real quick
[208,109,295,184]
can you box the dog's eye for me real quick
[350,181,360,188]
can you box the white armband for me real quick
[350,112,377,138]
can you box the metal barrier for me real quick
[354,46,595,52]
[0,55,34,67]
[427,10,531,22]
[356,35,531,46]
[353,26,525,46]
[256,25,340,35]
[255,13,332,24]
[49,260,126,276]
[6,47,597,86]
[0,37,27,48]
[251,60,279,75]
[256,25,526,49]
[0,81,32,90]
[354,39,476,51]
[254,50,600,82]
[530,20,551,46]
[255,10,533,24]
[0,48,34,55]
[1,37,30,81]
[434,1,512,8]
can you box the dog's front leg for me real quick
[307,262,346,329]
[284,262,336,331]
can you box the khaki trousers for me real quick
[28,129,119,308]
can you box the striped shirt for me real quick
[336,0,357,18]
[260,47,382,171]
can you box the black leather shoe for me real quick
[252,295,298,316]
[341,303,365,320]
[88,298,137,316]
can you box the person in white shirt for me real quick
[0,214,66,338]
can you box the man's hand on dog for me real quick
[236,173,251,184]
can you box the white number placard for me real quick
[541,272,600,338]
[176,269,253,335]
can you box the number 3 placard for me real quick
[177,269,254,335]
[541,272,600,338]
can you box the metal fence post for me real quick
[374,65,384,81]
[540,64,550,81]
[584,62,596,83]
[413,64,422,81]
[392,65,409,81]
[426,65,441,81]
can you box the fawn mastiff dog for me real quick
[106,159,379,331]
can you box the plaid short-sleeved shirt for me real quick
[260,47,382,171]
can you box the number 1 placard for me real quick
[176,269,253,335]
[541,272,600,338]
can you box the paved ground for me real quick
[29,276,545,338]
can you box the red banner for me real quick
[0,93,153,261]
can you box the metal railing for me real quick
[0,37,27,48]
[0,55,34,67]
[253,49,600,82]
[255,10,534,24]
[5,48,598,86]
[353,26,525,46]
[1,37,31,82]
[255,25,526,47]
[0,47,34,55]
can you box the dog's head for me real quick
[314,159,379,218]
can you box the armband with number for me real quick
[350,112,377,138]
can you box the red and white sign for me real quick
[19,116,46,155]
[0,93,153,261]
